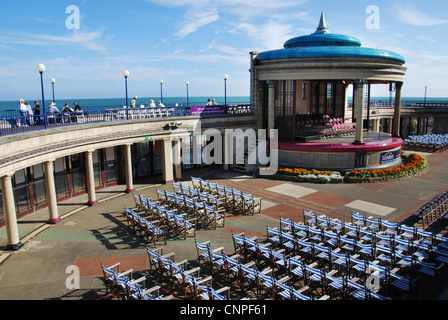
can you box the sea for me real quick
[0,96,446,114]
[0,96,250,113]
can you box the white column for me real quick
[162,138,174,184]
[1,174,23,250]
[44,160,60,224]
[354,80,366,145]
[267,80,275,139]
[85,150,98,205]
[124,144,134,193]
[173,138,182,181]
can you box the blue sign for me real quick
[380,149,401,164]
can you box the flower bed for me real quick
[257,153,428,184]
[258,167,343,184]
[345,153,429,183]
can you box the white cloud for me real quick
[174,8,219,39]
[397,7,448,26]
[0,29,108,54]
[231,20,295,51]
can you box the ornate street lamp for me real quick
[37,64,47,129]
[223,74,229,106]
[51,78,56,103]
[160,79,164,104]
[186,81,190,107]
[123,70,130,120]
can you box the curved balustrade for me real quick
[0,104,252,137]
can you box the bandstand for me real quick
[249,13,407,171]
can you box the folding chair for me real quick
[323,230,340,248]
[173,212,196,240]
[416,228,435,246]
[142,219,167,247]
[303,210,317,226]
[351,212,366,227]
[280,217,294,233]
[399,225,416,241]
[293,221,309,239]
[308,226,323,243]
[346,279,368,300]
[316,215,329,229]
[280,231,296,253]
[243,192,262,215]
[195,238,212,267]
[389,272,419,299]
[344,224,359,240]
[288,256,305,282]
[380,219,399,236]
[365,216,380,232]
[203,204,225,230]
[199,285,231,300]
[330,250,349,272]
[267,227,281,248]
[100,262,131,295]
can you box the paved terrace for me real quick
[0,150,448,300]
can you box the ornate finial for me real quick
[315,12,330,34]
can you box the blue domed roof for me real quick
[256,13,406,64]
[284,33,362,49]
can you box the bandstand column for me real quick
[173,138,182,181]
[162,138,174,184]
[392,82,403,138]
[44,160,60,224]
[353,80,366,145]
[1,174,23,250]
[124,144,135,193]
[267,80,275,139]
[85,150,98,205]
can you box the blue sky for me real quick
[0,0,447,101]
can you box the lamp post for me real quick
[186,81,190,107]
[123,70,130,120]
[37,64,47,129]
[51,78,56,103]
[160,79,164,104]
[223,74,229,106]
[424,84,428,108]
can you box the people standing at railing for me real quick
[62,103,74,113]
[131,96,137,109]
[206,99,212,106]
[212,99,217,106]
[158,101,165,108]
[149,99,156,108]
[48,102,59,124]
[62,103,74,123]
[19,99,28,127]
[73,102,82,112]
[33,101,41,125]
[25,102,33,126]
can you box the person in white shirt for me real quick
[131,96,137,109]
[48,102,59,113]
[25,103,33,125]
[148,99,156,108]
[158,101,165,108]
[19,99,28,126]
